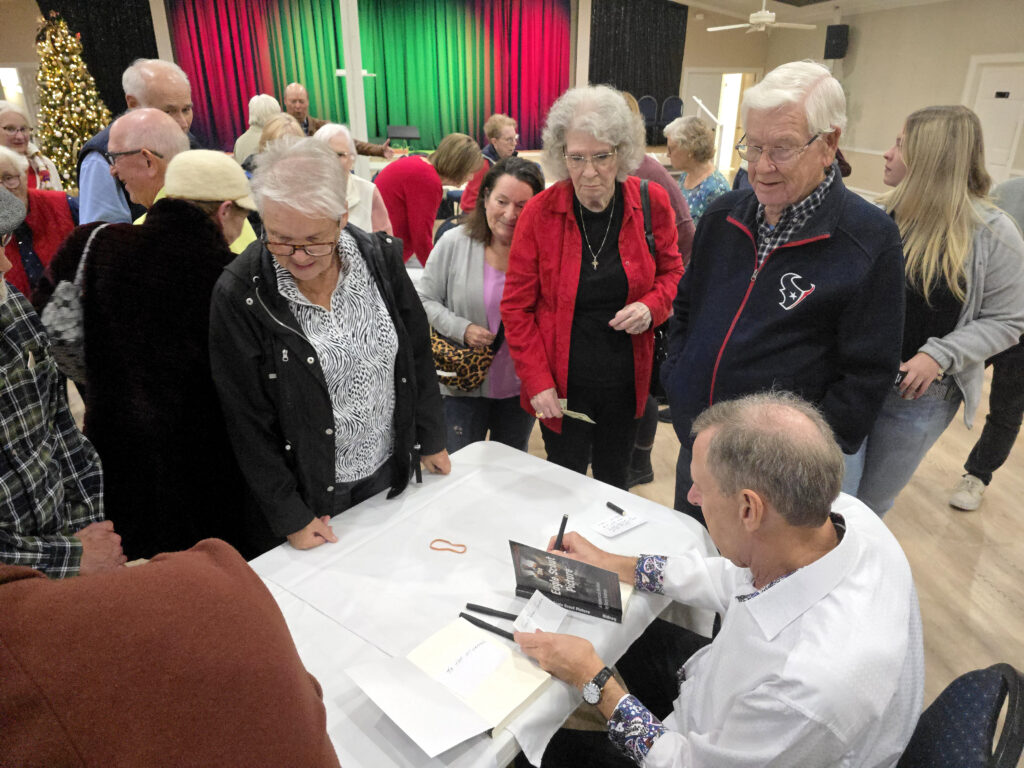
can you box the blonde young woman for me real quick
[846,105,1024,516]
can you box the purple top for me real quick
[483,261,520,399]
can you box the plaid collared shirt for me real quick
[0,287,104,578]
[754,163,836,268]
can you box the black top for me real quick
[901,277,963,361]
[569,184,633,387]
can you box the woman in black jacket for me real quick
[210,137,448,555]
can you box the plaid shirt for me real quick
[754,163,836,268]
[0,287,104,577]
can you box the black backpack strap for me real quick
[640,179,655,258]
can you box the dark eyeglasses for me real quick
[103,148,163,166]
[261,235,337,258]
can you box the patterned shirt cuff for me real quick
[634,554,667,594]
[608,694,667,765]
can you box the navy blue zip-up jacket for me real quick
[662,172,905,454]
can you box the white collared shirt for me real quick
[612,493,924,767]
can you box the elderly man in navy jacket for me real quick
[662,61,904,523]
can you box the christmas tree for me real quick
[34,11,111,193]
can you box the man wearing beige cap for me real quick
[36,149,258,560]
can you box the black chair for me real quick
[433,215,464,245]
[637,95,658,145]
[658,95,684,140]
[386,125,420,144]
[898,662,1024,768]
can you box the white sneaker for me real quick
[949,474,986,511]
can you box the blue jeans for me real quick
[442,395,535,454]
[845,386,961,516]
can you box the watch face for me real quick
[582,681,601,705]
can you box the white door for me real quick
[967,60,1024,184]
[681,71,724,122]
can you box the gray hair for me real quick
[247,94,281,128]
[122,58,190,100]
[0,100,31,126]
[741,60,847,136]
[541,85,646,181]
[691,391,844,528]
[664,116,716,163]
[251,137,348,220]
[0,145,29,175]
[312,122,356,156]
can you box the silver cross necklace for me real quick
[577,194,615,270]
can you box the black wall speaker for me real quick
[824,24,849,59]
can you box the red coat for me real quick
[501,176,683,431]
[374,155,442,266]
[3,188,74,301]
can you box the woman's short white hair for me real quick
[0,100,31,126]
[247,94,281,128]
[542,84,646,181]
[251,137,348,220]
[0,145,29,175]
[741,60,847,136]
[312,123,357,156]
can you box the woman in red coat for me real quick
[0,146,75,304]
[501,85,683,489]
[374,133,481,266]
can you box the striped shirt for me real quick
[275,230,397,483]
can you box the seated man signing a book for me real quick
[515,392,924,767]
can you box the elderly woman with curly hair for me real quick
[461,113,521,211]
[501,85,683,488]
[664,115,729,221]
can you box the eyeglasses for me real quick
[1,174,22,189]
[334,151,351,158]
[103,148,163,166]
[497,134,519,145]
[2,125,31,137]
[262,236,337,258]
[735,134,821,165]
[564,150,617,171]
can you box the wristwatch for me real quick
[582,666,614,705]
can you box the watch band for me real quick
[583,666,614,705]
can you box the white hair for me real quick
[312,123,356,156]
[741,60,847,135]
[247,94,281,128]
[251,137,348,219]
[122,58,190,100]
[541,85,646,181]
[0,100,31,126]
[0,145,29,175]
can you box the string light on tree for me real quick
[34,11,111,192]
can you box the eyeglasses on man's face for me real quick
[103,148,163,166]
[497,134,519,145]
[735,134,821,166]
[564,150,617,171]
[262,236,337,258]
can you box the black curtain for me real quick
[588,0,687,107]
[35,1,159,116]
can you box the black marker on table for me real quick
[553,513,569,551]
[606,501,625,515]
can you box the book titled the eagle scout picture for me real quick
[509,541,624,623]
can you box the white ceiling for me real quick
[672,0,956,24]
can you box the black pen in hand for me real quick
[553,513,569,551]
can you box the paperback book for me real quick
[509,540,623,623]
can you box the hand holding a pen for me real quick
[546,532,642,585]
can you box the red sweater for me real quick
[0,539,340,767]
[3,188,74,301]
[374,155,442,266]
[501,177,683,430]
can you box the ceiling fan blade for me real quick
[707,23,751,31]
[773,23,818,30]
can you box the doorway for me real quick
[962,54,1024,184]
[680,68,760,183]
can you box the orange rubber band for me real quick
[429,538,467,554]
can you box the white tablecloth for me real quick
[252,441,714,768]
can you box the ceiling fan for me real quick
[707,1,817,33]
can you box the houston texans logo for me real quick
[778,272,815,310]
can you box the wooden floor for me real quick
[524,370,1024,707]
[68,372,1022,708]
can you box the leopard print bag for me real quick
[430,323,505,392]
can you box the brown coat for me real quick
[0,539,341,767]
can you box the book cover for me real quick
[509,540,623,623]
